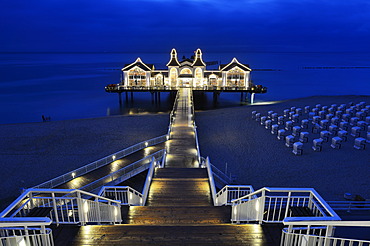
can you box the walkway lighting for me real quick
[112,155,116,160]
[145,142,148,147]
[72,172,76,178]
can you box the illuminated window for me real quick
[226,67,245,87]
[209,74,218,86]
[128,67,146,86]
[155,74,163,86]
[170,68,178,86]
[180,68,192,75]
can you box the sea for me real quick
[0,52,370,124]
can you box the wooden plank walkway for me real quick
[53,88,282,245]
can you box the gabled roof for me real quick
[122,57,154,71]
[219,58,251,71]
[166,48,180,67]
[192,48,206,67]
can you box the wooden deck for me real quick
[53,88,282,245]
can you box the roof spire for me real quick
[167,48,180,67]
[192,48,206,66]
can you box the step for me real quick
[126,206,231,225]
[154,168,208,179]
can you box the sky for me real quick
[1,0,370,53]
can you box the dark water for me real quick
[0,52,369,124]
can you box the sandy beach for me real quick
[0,114,169,209]
[0,95,369,210]
[197,95,370,201]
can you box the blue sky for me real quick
[1,0,370,52]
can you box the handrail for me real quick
[283,219,370,226]
[78,149,166,194]
[98,186,143,206]
[215,185,254,206]
[194,124,201,166]
[167,90,179,137]
[204,157,217,206]
[210,163,232,185]
[33,134,168,189]
[327,200,370,211]
[141,156,158,205]
[0,217,52,227]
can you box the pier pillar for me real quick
[118,92,122,106]
[131,91,134,103]
[250,93,255,104]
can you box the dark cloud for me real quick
[1,0,370,52]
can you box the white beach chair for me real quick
[283,109,290,117]
[285,135,295,148]
[338,104,346,111]
[331,137,342,149]
[315,104,321,109]
[304,106,310,114]
[351,126,361,138]
[318,110,326,118]
[357,121,367,131]
[292,142,303,155]
[354,137,366,150]
[251,111,257,119]
[308,112,315,120]
[312,123,321,134]
[342,113,350,122]
[325,114,334,121]
[320,119,329,130]
[356,111,365,120]
[278,116,285,125]
[292,114,300,123]
[260,116,267,125]
[320,130,330,143]
[312,116,321,124]
[346,109,354,117]
[367,132,370,144]
[331,104,337,110]
[296,108,302,116]
[268,111,274,119]
[255,113,261,121]
[328,107,335,114]
[339,121,349,131]
[289,111,295,119]
[335,110,343,118]
[322,106,328,112]
[301,119,309,129]
[299,132,309,143]
[271,124,279,134]
[350,117,360,126]
[331,117,339,125]
[271,113,278,122]
[362,108,369,116]
[292,126,302,137]
[366,116,370,124]
[265,120,272,129]
[285,121,293,131]
[329,125,338,135]
[277,129,286,140]
[338,130,348,142]
[290,106,296,112]
[312,138,323,152]
[312,108,319,115]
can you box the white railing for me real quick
[0,189,121,226]
[0,217,53,246]
[33,135,168,189]
[194,125,201,166]
[327,200,370,211]
[203,157,218,206]
[215,185,255,206]
[78,149,166,194]
[210,163,232,185]
[167,90,179,137]
[231,187,340,224]
[99,186,143,206]
[281,219,370,246]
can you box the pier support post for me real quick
[250,93,255,104]
[131,91,134,103]
[118,92,122,106]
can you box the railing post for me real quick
[76,192,85,226]
[259,190,266,224]
[51,192,59,226]
[284,192,292,219]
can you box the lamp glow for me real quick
[72,172,76,178]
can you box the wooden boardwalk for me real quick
[54,88,282,245]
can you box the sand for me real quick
[0,95,369,210]
[196,95,370,201]
[0,114,169,209]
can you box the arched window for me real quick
[226,67,245,87]
[180,68,192,75]
[209,74,218,86]
[170,68,178,87]
[128,67,146,86]
[155,74,163,86]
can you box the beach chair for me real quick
[338,104,346,111]
[342,113,350,122]
[312,108,319,115]
[265,120,272,129]
[331,117,339,125]
[348,102,354,107]
[296,108,302,116]
[351,126,361,138]
[312,123,321,134]
[320,119,329,130]
[268,111,274,119]
[285,121,293,131]
[338,130,348,142]
[366,116,370,124]
[301,119,309,129]
[312,116,321,124]
[260,116,267,125]
[308,112,315,120]
[346,109,354,117]
[357,121,367,131]
[320,131,330,143]
[366,105,370,111]
[331,104,337,109]
[292,126,301,137]
[362,108,369,116]
[318,110,326,118]
[278,116,285,125]
[328,107,335,114]
[322,106,328,112]
[277,129,286,140]
[356,111,365,120]
[290,106,296,112]
[354,138,366,150]
[271,113,278,121]
[329,125,338,135]
[312,138,323,152]
[255,113,261,121]
[339,121,349,131]
[299,132,309,143]
[285,135,295,148]
[289,111,295,119]
[251,111,257,119]
[304,106,310,114]
[271,124,279,134]
[292,114,300,123]
[325,114,334,121]
[292,142,303,155]
[283,109,290,117]
[356,103,363,110]
[331,137,342,149]
[367,132,370,144]
[335,111,343,118]
[315,104,321,109]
